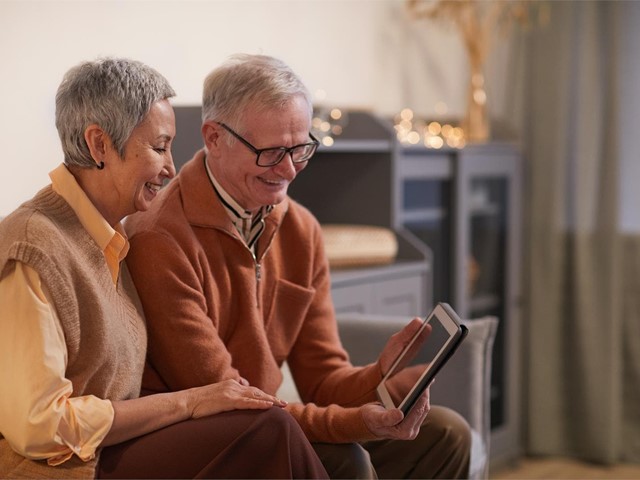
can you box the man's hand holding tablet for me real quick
[359,303,467,441]
[377,303,468,415]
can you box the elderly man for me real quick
[125,53,471,479]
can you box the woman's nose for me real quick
[165,151,177,179]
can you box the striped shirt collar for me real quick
[203,157,274,250]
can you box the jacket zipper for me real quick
[252,238,277,309]
[254,261,262,308]
[213,226,276,310]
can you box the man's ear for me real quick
[202,121,223,154]
[84,124,110,168]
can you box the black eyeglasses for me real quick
[217,122,319,167]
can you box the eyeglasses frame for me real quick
[216,121,320,167]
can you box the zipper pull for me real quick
[255,262,262,308]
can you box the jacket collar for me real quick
[178,149,290,247]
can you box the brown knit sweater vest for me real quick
[0,186,147,479]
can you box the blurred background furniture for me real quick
[396,142,523,466]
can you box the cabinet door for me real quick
[398,153,453,307]
[402,179,452,306]
[456,147,522,463]
[396,142,522,466]
[462,174,508,430]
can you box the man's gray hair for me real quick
[201,54,312,137]
[56,57,176,168]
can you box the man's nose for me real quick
[272,152,298,177]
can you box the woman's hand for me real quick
[104,380,286,447]
[187,379,287,419]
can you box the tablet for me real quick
[376,302,468,415]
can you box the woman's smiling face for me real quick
[109,99,176,217]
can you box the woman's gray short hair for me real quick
[56,57,175,168]
[202,54,312,139]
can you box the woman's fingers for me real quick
[189,380,287,418]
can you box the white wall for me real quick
[0,0,520,216]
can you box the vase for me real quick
[463,61,490,142]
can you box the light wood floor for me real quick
[490,456,640,479]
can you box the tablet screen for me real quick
[382,314,456,408]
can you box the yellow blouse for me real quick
[0,164,128,465]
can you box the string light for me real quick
[312,103,348,147]
[393,108,466,149]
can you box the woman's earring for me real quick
[96,161,105,170]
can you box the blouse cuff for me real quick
[48,395,114,466]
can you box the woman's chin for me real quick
[134,197,154,214]
[139,187,160,209]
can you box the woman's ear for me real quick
[84,124,110,168]
[202,121,222,154]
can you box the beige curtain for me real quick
[523,0,640,463]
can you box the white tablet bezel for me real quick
[376,302,466,415]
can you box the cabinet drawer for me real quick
[331,272,427,317]
[331,283,371,315]
[373,275,425,316]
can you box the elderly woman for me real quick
[0,57,328,479]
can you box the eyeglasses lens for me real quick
[257,144,317,167]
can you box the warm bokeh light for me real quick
[428,121,442,135]
[400,108,414,121]
[425,135,444,149]
[393,109,466,149]
[407,131,421,144]
[314,89,327,102]
[311,100,348,148]
[435,101,448,116]
[473,89,487,105]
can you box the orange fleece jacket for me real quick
[125,150,382,443]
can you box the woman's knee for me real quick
[251,406,305,438]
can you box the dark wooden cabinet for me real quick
[396,142,523,466]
